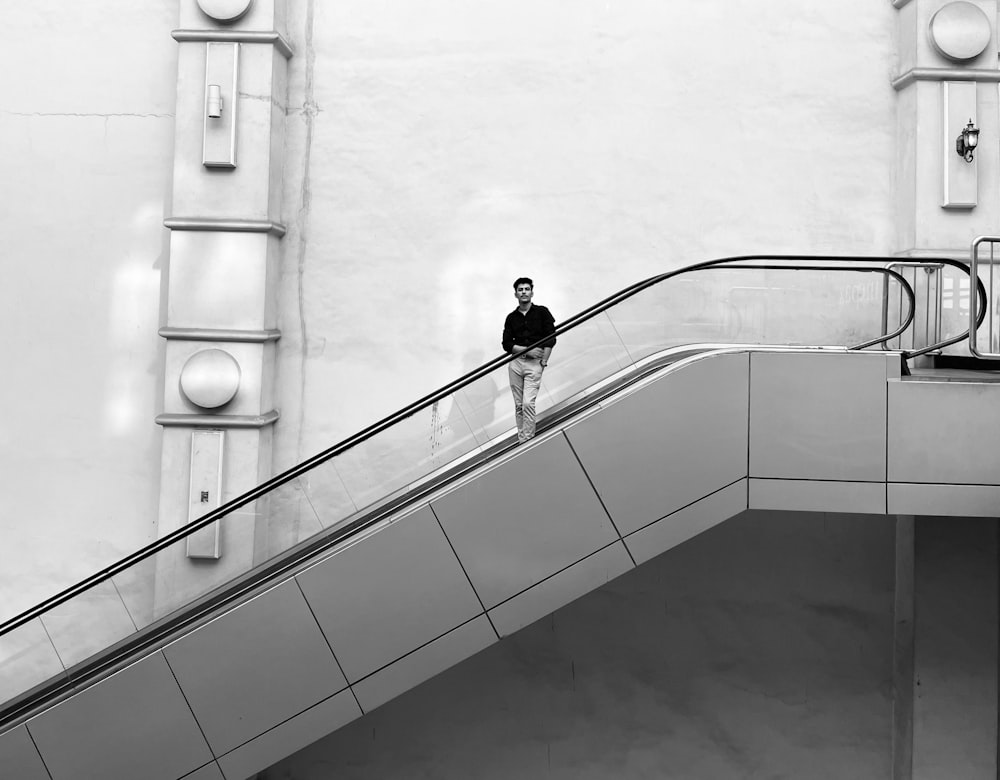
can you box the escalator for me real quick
[0,256,985,780]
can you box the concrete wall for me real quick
[262,509,898,779]
[0,3,178,620]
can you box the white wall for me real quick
[263,509,897,779]
[0,3,178,620]
[0,0,899,620]
[273,0,898,469]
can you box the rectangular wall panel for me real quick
[750,352,890,482]
[888,379,1000,485]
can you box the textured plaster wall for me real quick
[273,0,898,468]
[0,2,899,625]
[264,509,897,779]
[0,3,178,620]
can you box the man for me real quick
[502,277,556,443]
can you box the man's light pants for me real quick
[509,355,544,443]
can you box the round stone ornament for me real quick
[196,0,254,23]
[929,1,992,62]
[180,349,242,409]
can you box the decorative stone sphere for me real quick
[180,349,241,409]
[929,2,992,62]
[196,0,254,23]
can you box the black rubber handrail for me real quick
[0,254,980,640]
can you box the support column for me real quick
[893,515,998,779]
[151,0,291,620]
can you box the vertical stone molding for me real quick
[154,0,290,619]
[891,0,999,253]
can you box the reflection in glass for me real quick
[0,619,64,704]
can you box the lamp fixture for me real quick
[207,84,223,119]
[956,118,979,163]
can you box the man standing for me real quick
[502,277,556,443]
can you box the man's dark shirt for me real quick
[502,304,557,354]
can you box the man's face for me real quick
[515,284,534,305]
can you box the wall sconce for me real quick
[203,42,239,168]
[956,119,980,163]
[207,84,222,119]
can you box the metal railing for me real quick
[970,236,1000,358]
[880,261,944,356]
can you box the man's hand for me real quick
[526,347,545,359]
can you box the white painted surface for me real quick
[1,0,901,626]
[0,2,177,621]
[272,0,899,473]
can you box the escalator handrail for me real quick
[0,253,980,639]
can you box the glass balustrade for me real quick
[0,257,962,713]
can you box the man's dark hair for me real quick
[513,277,533,290]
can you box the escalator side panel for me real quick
[162,579,348,758]
[180,761,225,780]
[563,352,751,536]
[487,541,634,637]
[216,690,359,780]
[887,379,1000,485]
[27,652,213,780]
[295,504,487,684]
[0,723,49,780]
[749,351,890,482]
[749,478,887,514]
[431,434,621,611]
[351,615,497,712]
[624,479,748,566]
[7,349,924,780]
[888,483,1000,517]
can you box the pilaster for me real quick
[892,0,1000,255]
[153,0,290,620]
